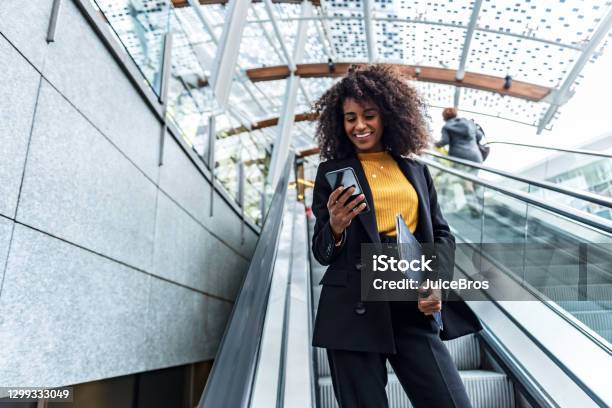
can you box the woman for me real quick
[310,65,481,408]
[435,107,484,163]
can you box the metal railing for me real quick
[484,141,612,159]
[419,157,612,234]
[198,158,292,408]
[423,150,612,209]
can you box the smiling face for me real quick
[342,98,384,154]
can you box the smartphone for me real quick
[324,167,370,212]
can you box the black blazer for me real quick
[311,152,481,353]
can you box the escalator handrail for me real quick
[483,141,612,159]
[478,325,559,408]
[198,158,293,408]
[303,215,319,408]
[453,261,610,406]
[423,150,612,208]
[455,237,611,354]
[417,157,612,234]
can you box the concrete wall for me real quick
[0,0,258,388]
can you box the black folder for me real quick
[396,214,443,330]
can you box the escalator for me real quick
[419,154,612,345]
[198,155,611,408]
[419,157,611,407]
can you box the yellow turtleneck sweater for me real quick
[357,151,419,236]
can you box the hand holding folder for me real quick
[395,214,444,331]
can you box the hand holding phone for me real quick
[324,167,370,212]
[324,167,369,238]
[326,186,367,238]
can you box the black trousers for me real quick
[326,301,472,408]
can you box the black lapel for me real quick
[346,156,381,244]
[391,153,429,241]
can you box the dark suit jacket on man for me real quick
[311,151,482,354]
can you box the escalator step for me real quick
[539,284,612,303]
[556,300,612,312]
[318,370,514,408]
[315,347,394,377]
[524,265,611,286]
[444,334,482,371]
[460,370,515,408]
[571,310,612,331]
[315,333,481,377]
[596,330,612,343]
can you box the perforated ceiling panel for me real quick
[410,82,456,108]
[325,2,368,60]
[459,87,550,126]
[242,3,328,67]
[229,80,269,120]
[467,31,580,87]
[477,0,611,47]
[301,18,328,63]
[373,0,475,25]
[238,20,285,68]
[302,77,337,100]
[95,0,612,139]
[251,79,288,102]
[374,22,467,67]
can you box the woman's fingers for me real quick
[328,187,366,233]
[338,195,365,221]
[421,302,441,312]
[349,201,367,218]
[327,186,355,212]
[327,186,345,208]
[337,186,356,206]
[418,285,441,315]
[332,189,362,215]
[329,186,365,209]
[418,299,442,315]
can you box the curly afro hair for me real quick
[313,64,431,160]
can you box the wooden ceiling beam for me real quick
[221,63,552,145]
[252,112,316,131]
[297,146,320,158]
[172,0,320,8]
[246,63,551,102]
[220,112,317,137]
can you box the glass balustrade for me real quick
[483,143,611,201]
[92,0,273,225]
[427,154,611,220]
[429,165,612,347]
[94,0,171,96]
